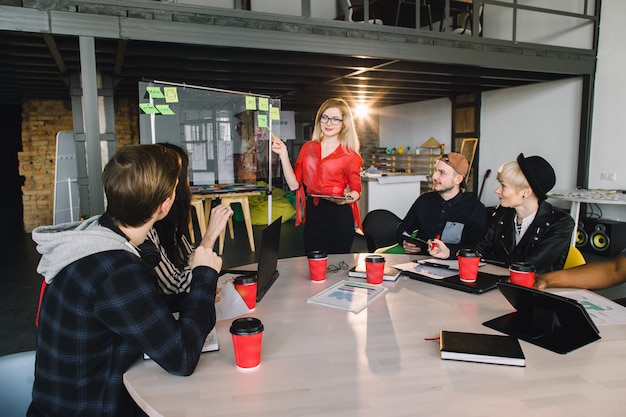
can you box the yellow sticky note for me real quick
[155,104,175,115]
[257,114,267,128]
[146,87,164,99]
[245,96,257,110]
[258,97,269,111]
[270,107,280,120]
[139,103,160,114]
[163,87,179,103]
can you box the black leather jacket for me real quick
[475,201,574,273]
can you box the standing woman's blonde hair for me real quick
[311,97,360,154]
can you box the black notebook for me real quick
[348,253,402,282]
[404,269,502,294]
[439,330,525,367]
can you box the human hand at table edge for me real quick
[533,274,548,290]
[199,204,233,250]
[190,245,222,274]
[402,240,422,254]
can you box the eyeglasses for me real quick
[440,154,450,164]
[320,114,343,125]
[327,261,349,273]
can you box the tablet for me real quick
[309,194,353,201]
[401,231,428,246]
[483,282,601,354]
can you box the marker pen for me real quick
[431,234,440,251]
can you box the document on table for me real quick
[307,280,388,314]
[215,275,250,321]
[393,262,459,280]
[550,289,626,325]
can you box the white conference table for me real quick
[124,253,626,417]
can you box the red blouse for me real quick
[293,140,363,228]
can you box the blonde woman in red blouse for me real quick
[272,98,363,254]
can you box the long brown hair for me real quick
[154,143,192,269]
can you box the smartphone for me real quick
[401,231,428,246]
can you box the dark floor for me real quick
[0,219,367,356]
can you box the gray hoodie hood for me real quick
[32,215,140,283]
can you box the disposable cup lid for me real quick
[509,262,536,272]
[456,248,481,258]
[230,317,264,335]
[307,250,327,259]
[365,254,385,263]
[234,275,257,285]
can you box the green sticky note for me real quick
[245,96,257,110]
[258,97,269,111]
[257,114,267,128]
[155,104,175,115]
[270,107,280,120]
[146,87,164,99]
[163,87,179,103]
[139,103,160,114]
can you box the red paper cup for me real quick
[234,275,257,310]
[509,262,536,288]
[365,254,385,285]
[230,317,264,369]
[307,250,328,283]
[456,248,481,282]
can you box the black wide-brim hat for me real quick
[516,153,556,200]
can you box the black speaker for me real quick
[576,217,626,257]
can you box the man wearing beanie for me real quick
[432,153,574,273]
[396,152,487,257]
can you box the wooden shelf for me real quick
[371,153,439,193]
[371,153,439,175]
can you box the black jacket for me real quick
[396,191,487,257]
[476,201,574,273]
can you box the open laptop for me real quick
[220,216,282,302]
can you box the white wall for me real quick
[379,2,626,221]
[378,98,451,151]
[483,0,596,49]
[479,78,582,209]
[587,0,626,221]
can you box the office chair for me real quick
[340,0,383,25]
[564,245,586,269]
[362,209,402,253]
[0,350,36,417]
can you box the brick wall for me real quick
[356,111,380,170]
[19,100,73,232]
[19,98,139,232]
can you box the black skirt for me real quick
[303,196,355,254]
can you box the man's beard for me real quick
[434,181,455,194]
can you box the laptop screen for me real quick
[255,216,282,302]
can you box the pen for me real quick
[431,234,440,251]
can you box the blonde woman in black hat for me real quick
[431,153,574,273]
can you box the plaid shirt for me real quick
[28,250,218,417]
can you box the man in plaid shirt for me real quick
[28,145,227,417]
